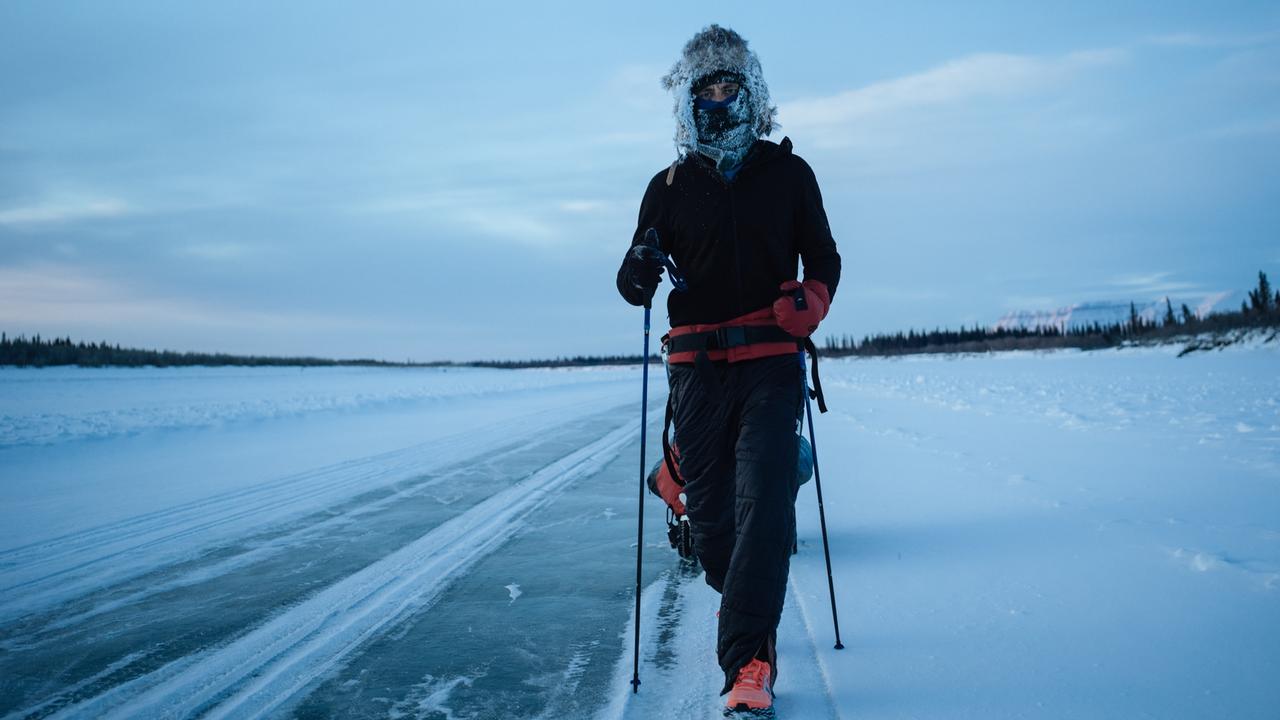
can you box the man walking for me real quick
[617,24,841,714]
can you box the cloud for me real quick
[1002,295,1067,311]
[855,284,946,303]
[454,208,559,245]
[585,130,663,147]
[348,189,583,247]
[0,198,131,226]
[0,264,215,328]
[606,63,669,112]
[558,199,616,214]
[1105,272,1203,297]
[1145,31,1280,49]
[177,243,255,261]
[779,49,1123,135]
[1204,116,1280,139]
[0,263,389,337]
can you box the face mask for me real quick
[694,93,747,138]
[693,91,756,171]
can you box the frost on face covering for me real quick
[693,91,757,175]
[660,24,778,172]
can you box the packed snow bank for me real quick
[789,344,1280,719]
[0,365,635,448]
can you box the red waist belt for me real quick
[665,310,799,364]
[667,325,794,355]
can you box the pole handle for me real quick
[642,227,688,292]
[793,285,808,311]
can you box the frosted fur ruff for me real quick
[661,25,777,158]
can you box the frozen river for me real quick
[1,345,1278,718]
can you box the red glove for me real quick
[772,280,830,337]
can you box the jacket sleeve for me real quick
[792,156,841,301]
[617,171,672,306]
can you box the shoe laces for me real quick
[736,659,769,691]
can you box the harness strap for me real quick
[661,391,682,487]
[668,325,795,355]
[658,333,683,488]
[660,334,828,502]
[802,337,828,413]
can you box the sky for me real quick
[1,1,1278,361]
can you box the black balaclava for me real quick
[692,71,755,174]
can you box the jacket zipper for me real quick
[727,183,746,316]
[699,146,780,319]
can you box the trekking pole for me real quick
[630,297,650,694]
[631,228,687,694]
[800,356,845,649]
[793,288,845,650]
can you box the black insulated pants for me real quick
[667,353,803,694]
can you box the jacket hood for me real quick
[661,25,777,158]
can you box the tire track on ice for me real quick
[43,412,650,720]
[22,428,558,639]
[0,398,616,623]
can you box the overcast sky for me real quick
[2,1,1277,361]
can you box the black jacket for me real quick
[617,137,841,326]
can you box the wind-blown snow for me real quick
[0,366,635,552]
[785,344,1280,719]
[0,365,632,449]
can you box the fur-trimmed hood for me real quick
[660,25,777,157]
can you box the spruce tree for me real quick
[1247,271,1272,312]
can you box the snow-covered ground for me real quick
[789,345,1280,719]
[1,346,1277,718]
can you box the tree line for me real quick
[822,270,1280,358]
[0,335,655,369]
[4,271,1277,368]
[0,336,440,369]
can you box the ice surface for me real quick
[1,346,1277,718]
[505,584,523,603]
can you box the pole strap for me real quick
[802,337,828,413]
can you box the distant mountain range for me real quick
[994,291,1244,332]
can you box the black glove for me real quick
[621,244,666,305]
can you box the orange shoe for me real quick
[725,657,774,714]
